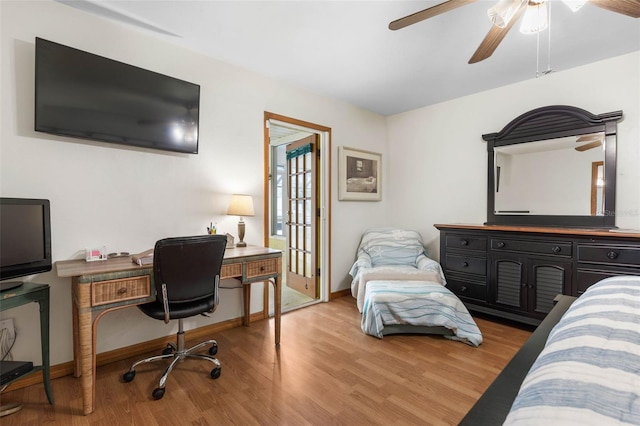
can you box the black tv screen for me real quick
[0,198,52,288]
[34,37,200,154]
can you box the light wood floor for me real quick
[1,296,531,425]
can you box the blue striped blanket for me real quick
[504,276,640,425]
[361,280,483,346]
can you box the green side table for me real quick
[0,282,53,404]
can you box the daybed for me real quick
[460,275,640,425]
[349,228,482,346]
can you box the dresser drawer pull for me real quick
[496,241,505,248]
[460,286,468,292]
[117,287,128,294]
[607,251,619,260]
[460,239,469,246]
[461,261,469,267]
[552,246,561,253]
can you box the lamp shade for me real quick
[227,194,255,217]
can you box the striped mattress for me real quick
[504,276,640,425]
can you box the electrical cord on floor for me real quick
[0,327,16,361]
[0,330,22,418]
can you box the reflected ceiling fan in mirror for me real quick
[575,133,604,151]
[389,0,640,64]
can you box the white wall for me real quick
[1,1,388,364]
[386,52,640,259]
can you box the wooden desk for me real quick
[0,282,53,404]
[56,245,281,415]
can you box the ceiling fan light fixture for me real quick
[488,0,526,28]
[561,0,588,12]
[520,1,548,34]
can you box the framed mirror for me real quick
[484,105,623,228]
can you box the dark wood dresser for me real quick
[435,224,640,325]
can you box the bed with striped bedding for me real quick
[361,280,483,346]
[504,276,640,425]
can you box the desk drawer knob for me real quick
[462,261,469,267]
[460,286,468,292]
[607,251,619,260]
[117,287,128,295]
[460,239,469,246]
[552,246,561,253]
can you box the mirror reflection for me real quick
[494,132,605,216]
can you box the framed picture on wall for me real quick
[338,146,382,201]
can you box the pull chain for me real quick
[535,1,553,78]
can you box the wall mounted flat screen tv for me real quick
[35,37,200,154]
[0,198,52,291]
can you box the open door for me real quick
[285,135,318,299]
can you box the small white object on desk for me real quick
[85,246,107,262]
[132,249,154,265]
[225,233,235,248]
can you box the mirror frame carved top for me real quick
[483,105,623,228]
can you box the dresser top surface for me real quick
[434,223,640,239]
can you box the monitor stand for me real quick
[0,281,24,292]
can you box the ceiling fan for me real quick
[575,133,604,151]
[389,0,640,64]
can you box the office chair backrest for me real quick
[153,235,227,304]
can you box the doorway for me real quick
[264,112,331,313]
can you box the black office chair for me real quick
[122,234,227,400]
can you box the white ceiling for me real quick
[56,0,640,116]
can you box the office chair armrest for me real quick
[161,283,170,324]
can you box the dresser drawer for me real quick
[446,254,486,276]
[491,238,572,257]
[577,245,640,267]
[576,268,640,294]
[91,276,150,306]
[446,278,486,302]
[246,259,278,279]
[445,234,487,251]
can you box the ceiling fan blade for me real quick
[575,141,602,152]
[389,0,476,31]
[590,0,640,18]
[468,0,527,64]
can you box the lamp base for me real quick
[237,219,247,248]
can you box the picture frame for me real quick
[338,146,382,201]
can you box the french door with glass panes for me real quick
[285,135,318,299]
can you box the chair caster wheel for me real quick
[162,345,174,356]
[209,344,218,356]
[123,371,136,382]
[211,367,221,379]
[152,387,165,400]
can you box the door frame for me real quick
[263,112,332,304]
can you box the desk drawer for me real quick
[92,276,150,306]
[246,259,278,279]
[221,263,242,279]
